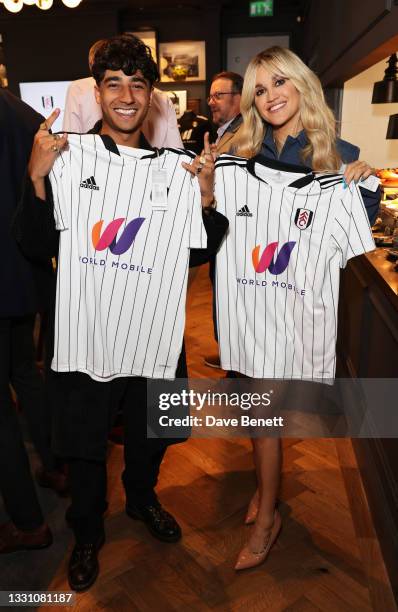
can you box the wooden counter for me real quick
[365,248,398,302]
[337,248,398,601]
[338,248,398,378]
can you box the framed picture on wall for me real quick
[20,81,71,133]
[128,30,157,64]
[159,41,206,82]
[164,89,187,118]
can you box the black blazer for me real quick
[1,88,53,317]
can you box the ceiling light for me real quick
[372,53,398,104]
[387,114,398,139]
[36,0,53,8]
[2,0,83,9]
[61,0,81,6]
[4,0,24,12]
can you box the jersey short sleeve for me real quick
[49,150,70,231]
[187,176,207,249]
[330,182,375,268]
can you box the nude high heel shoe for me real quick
[235,509,281,570]
[244,490,259,525]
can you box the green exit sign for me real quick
[250,1,273,17]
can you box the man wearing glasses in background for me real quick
[207,71,243,155]
[205,71,243,370]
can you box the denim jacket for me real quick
[261,128,380,225]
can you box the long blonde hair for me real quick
[235,47,341,171]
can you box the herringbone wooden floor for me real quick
[40,264,396,612]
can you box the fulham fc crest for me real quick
[294,208,313,230]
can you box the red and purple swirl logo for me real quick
[252,241,296,275]
[92,217,145,255]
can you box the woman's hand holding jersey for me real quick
[344,159,376,184]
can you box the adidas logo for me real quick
[80,176,99,191]
[236,205,253,217]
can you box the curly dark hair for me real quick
[91,33,159,86]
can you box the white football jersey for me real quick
[49,134,206,381]
[214,154,375,381]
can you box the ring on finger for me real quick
[51,144,58,152]
[199,155,206,165]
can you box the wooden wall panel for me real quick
[302,0,398,86]
[317,0,391,72]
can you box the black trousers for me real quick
[58,345,188,544]
[208,255,218,343]
[65,388,170,542]
[0,316,45,530]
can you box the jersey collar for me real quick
[247,154,314,189]
[89,121,163,159]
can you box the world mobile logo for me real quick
[92,217,145,255]
[252,241,296,274]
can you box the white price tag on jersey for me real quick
[151,168,168,209]
[358,175,380,192]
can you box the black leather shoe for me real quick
[126,503,182,543]
[68,533,105,592]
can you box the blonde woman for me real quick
[228,47,379,570]
[236,46,379,221]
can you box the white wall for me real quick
[341,57,398,168]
